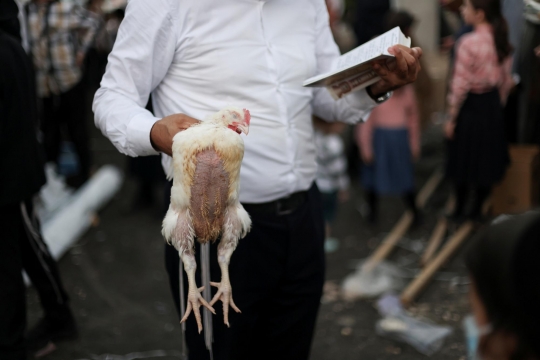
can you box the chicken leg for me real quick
[210,243,241,327]
[180,251,215,333]
[210,205,249,326]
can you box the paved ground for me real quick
[26,112,476,360]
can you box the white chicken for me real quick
[162,107,252,333]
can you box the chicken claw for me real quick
[210,281,241,327]
[181,285,215,333]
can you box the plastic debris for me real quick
[375,294,453,356]
[74,349,185,360]
[341,260,410,300]
[324,237,340,253]
[35,163,74,223]
[40,165,123,259]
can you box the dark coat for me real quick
[354,0,390,45]
[0,29,46,206]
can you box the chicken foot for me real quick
[210,243,241,327]
[180,251,215,333]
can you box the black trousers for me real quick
[40,81,91,181]
[0,199,70,360]
[164,184,326,360]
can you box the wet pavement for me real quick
[27,115,472,359]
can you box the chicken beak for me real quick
[238,123,249,135]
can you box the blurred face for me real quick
[469,280,518,360]
[469,281,491,330]
[460,0,486,25]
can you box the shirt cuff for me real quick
[348,89,380,122]
[127,113,160,156]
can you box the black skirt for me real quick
[446,90,510,187]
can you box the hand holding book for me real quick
[369,45,423,97]
[304,27,422,100]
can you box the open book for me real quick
[303,27,411,100]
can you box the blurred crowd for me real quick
[316,0,540,358]
[1,0,540,359]
[316,0,540,233]
[0,1,130,359]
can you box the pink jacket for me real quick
[447,23,514,119]
[355,85,420,160]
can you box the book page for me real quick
[303,27,410,88]
[334,27,401,72]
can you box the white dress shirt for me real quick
[93,0,379,203]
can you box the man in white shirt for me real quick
[93,1,421,359]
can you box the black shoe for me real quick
[26,311,78,351]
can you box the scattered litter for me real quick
[74,350,185,360]
[396,253,419,267]
[342,250,470,301]
[324,237,340,253]
[375,294,452,356]
[341,260,411,300]
[395,237,426,255]
[322,280,340,304]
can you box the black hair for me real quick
[470,0,513,63]
[0,0,21,40]
[384,10,415,34]
[465,211,540,360]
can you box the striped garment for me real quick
[26,1,98,97]
[314,130,350,194]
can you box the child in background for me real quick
[357,83,420,223]
[314,118,350,248]
[356,10,420,224]
[445,0,513,222]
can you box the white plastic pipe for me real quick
[41,165,123,259]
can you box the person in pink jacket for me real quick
[356,84,420,223]
[445,0,514,222]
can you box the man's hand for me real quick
[368,45,423,97]
[150,114,201,156]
